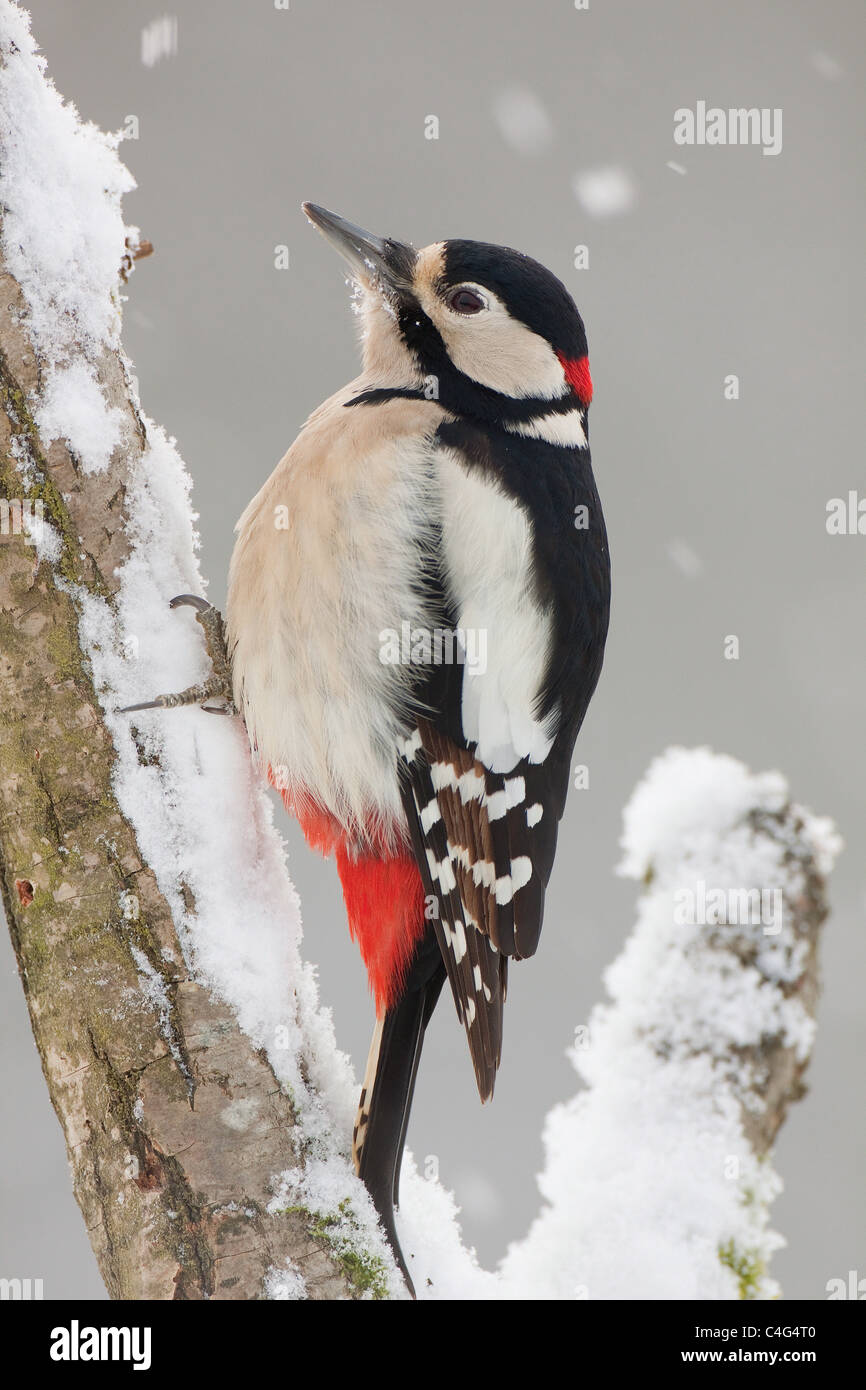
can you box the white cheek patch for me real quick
[415,275,568,401]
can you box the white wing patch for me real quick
[437,449,558,773]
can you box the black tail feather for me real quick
[355,935,445,1297]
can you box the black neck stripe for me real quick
[345,384,584,423]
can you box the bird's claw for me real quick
[118,595,236,715]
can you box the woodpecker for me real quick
[125,204,610,1294]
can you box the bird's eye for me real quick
[447,286,486,315]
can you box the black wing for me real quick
[397,424,610,1098]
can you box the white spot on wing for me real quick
[439,857,457,892]
[452,918,467,963]
[472,858,496,890]
[420,796,441,832]
[458,769,485,803]
[504,776,526,808]
[450,842,497,891]
[495,875,514,905]
[431,760,458,792]
[511,856,532,891]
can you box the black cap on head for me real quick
[442,241,588,360]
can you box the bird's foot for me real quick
[118,594,236,715]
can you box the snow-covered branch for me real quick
[499,749,839,1299]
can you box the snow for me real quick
[140,16,178,69]
[36,359,129,474]
[129,943,192,1090]
[265,1262,307,1301]
[0,2,133,474]
[1,0,840,1302]
[0,6,132,349]
[619,746,787,882]
[492,86,553,155]
[573,165,637,218]
[397,1154,499,1299]
[666,538,702,576]
[810,52,842,82]
[16,496,62,568]
[499,749,840,1299]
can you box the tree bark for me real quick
[732,805,828,1158]
[0,260,367,1300]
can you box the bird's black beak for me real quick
[302,202,416,297]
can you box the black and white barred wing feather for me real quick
[399,716,565,1101]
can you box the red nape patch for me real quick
[557,352,593,405]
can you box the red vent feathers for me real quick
[271,769,427,1012]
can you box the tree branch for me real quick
[498,749,839,1299]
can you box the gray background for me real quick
[1,0,863,1300]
